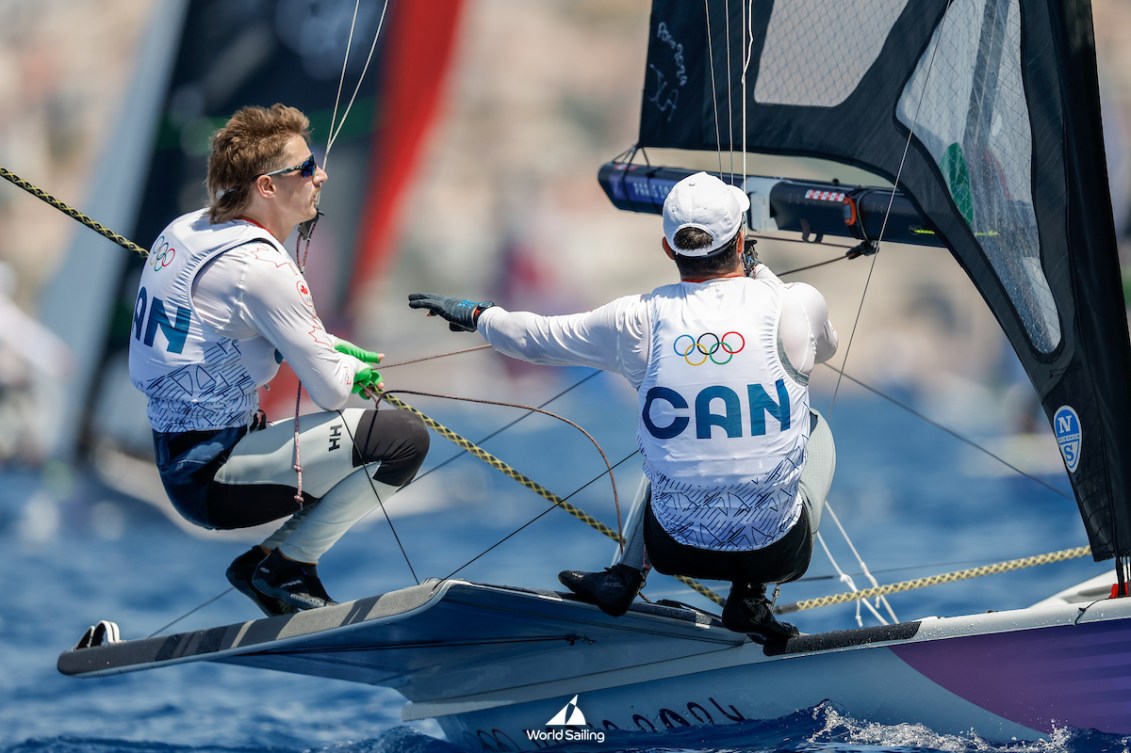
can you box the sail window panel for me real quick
[754,0,909,107]
[897,0,1061,353]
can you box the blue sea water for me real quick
[0,384,1124,753]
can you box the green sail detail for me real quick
[941,142,975,227]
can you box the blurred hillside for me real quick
[1,0,1130,466]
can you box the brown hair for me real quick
[671,227,743,277]
[206,104,312,223]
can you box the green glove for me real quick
[352,367,383,395]
[335,339,382,365]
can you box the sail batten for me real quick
[632,0,1131,559]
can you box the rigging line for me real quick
[776,545,1092,614]
[825,243,878,419]
[776,255,850,276]
[0,166,148,256]
[385,387,623,543]
[374,389,623,542]
[439,449,640,582]
[335,405,421,585]
[740,0,755,182]
[824,503,884,596]
[406,371,602,486]
[373,390,725,606]
[814,531,892,626]
[325,0,391,162]
[704,0,723,172]
[437,439,723,608]
[823,503,898,623]
[378,343,493,369]
[827,1,952,418]
[747,233,855,251]
[724,0,734,178]
[146,586,233,639]
[821,363,1073,500]
[325,0,362,167]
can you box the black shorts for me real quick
[643,499,812,586]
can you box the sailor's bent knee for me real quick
[352,409,430,487]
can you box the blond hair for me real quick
[206,104,312,223]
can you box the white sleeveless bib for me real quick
[128,209,286,433]
[637,278,811,550]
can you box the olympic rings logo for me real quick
[673,331,745,365]
[149,237,176,271]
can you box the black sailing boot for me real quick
[251,548,337,611]
[225,547,296,617]
[558,564,645,617]
[722,582,799,645]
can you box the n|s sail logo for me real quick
[1054,405,1082,473]
[525,695,606,744]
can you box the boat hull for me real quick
[58,579,1131,747]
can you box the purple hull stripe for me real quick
[892,619,1131,733]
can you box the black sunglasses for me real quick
[263,153,317,179]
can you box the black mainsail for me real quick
[630,0,1131,561]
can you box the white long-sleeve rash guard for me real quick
[477,265,838,389]
[191,242,369,411]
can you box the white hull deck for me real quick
[58,577,1131,748]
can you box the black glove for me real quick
[408,293,495,332]
[742,237,760,277]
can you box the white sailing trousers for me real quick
[213,408,401,563]
[262,468,401,563]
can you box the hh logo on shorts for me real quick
[329,424,343,451]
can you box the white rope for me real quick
[325,0,361,168]
[740,0,755,183]
[324,0,391,165]
[815,531,891,626]
[704,1,723,172]
[823,503,899,623]
[724,0,734,178]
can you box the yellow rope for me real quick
[377,390,726,606]
[778,545,1092,614]
[1,166,148,257]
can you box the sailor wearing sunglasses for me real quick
[129,104,428,615]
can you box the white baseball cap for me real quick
[662,171,751,257]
